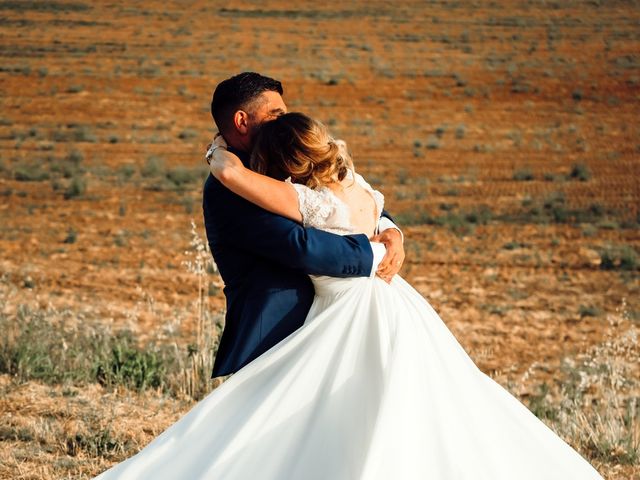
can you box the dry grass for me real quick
[0,222,223,401]
[1,291,638,478]
[0,226,227,478]
[0,377,192,479]
[501,299,640,479]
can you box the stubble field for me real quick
[0,1,639,478]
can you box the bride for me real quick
[96,112,603,479]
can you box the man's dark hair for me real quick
[211,72,283,135]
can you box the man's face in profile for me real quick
[246,90,287,148]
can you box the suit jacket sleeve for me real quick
[205,176,374,277]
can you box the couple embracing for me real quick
[96,73,603,479]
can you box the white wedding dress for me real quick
[96,173,603,479]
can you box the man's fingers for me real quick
[378,251,394,268]
[375,272,392,284]
[377,255,396,277]
[378,250,403,278]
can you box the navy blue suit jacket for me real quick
[203,151,375,377]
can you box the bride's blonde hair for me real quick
[250,112,353,189]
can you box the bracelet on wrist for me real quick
[205,144,227,164]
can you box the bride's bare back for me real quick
[327,174,380,238]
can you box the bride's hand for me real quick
[205,133,228,164]
[207,138,245,184]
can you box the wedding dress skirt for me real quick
[96,275,603,479]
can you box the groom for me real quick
[203,72,404,377]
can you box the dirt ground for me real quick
[0,0,638,478]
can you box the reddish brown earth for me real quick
[0,0,638,478]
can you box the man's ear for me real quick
[233,110,250,135]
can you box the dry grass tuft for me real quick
[505,299,640,478]
[0,376,192,479]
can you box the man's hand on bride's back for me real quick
[371,228,405,283]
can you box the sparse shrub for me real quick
[64,228,77,244]
[182,196,195,214]
[73,125,97,143]
[473,144,492,153]
[0,307,169,391]
[397,168,409,185]
[453,73,467,87]
[579,305,600,317]
[14,166,49,182]
[503,241,523,250]
[178,128,198,140]
[96,341,165,391]
[67,149,83,167]
[527,384,558,420]
[396,205,492,235]
[455,124,466,139]
[0,2,90,12]
[568,163,591,181]
[395,189,409,201]
[507,130,524,146]
[394,209,433,226]
[463,205,492,225]
[64,175,86,199]
[513,167,534,181]
[141,155,165,177]
[114,232,128,247]
[435,212,477,236]
[117,164,136,180]
[599,245,638,271]
[581,224,598,237]
[166,166,201,187]
[208,282,220,297]
[542,191,568,222]
[615,246,637,271]
[425,135,440,149]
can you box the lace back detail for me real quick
[286,173,385,236]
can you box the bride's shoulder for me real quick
[285,178,340,227]
[350,170,384,206]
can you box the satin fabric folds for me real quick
[96,274,603,480]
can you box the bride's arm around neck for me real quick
[209,147,303,223]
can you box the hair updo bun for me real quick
[251,113,354,189]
